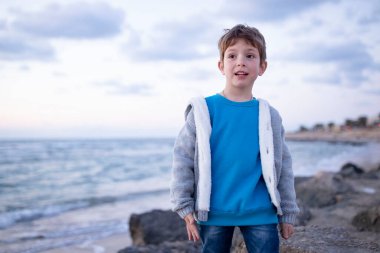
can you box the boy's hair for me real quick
[218,24,267,64]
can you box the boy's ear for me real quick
[218,60,225,75]
[259,60,268,76]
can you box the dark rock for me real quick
[361,170,380,179]
[295,172,353,208]
[339,163,364,178]
[352,206,380,232]
[118,240,201,253]
[129,209,187,246]
[280,225,380,253]
[294,200,312,226]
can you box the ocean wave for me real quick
[0,188,168,229]
[0,202,89,229]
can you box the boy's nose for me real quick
[237,56,246,66]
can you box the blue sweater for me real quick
[199,94,277,226]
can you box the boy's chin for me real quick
[229,83,254,89]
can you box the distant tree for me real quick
[299,125,308,132]
[345,119,354,128]
[313,123,324,131]
[327,122,335,130]
[357,116,367,128]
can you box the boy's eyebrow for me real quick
[226,48,258,53]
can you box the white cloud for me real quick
[11,2,125,39]
[0,2,125,61]
[96,80,154,96]
[0,34,55,60]
[218,0,335,22]
[288,41,378,85]
[125,16,220,61]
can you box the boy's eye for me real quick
[247,54,255,59]
[227,54,235,59]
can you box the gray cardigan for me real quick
[170,97,299,224]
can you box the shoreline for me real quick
[286,128,380,144]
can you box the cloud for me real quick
[358,3,380,25]
[0,35,54,61]
[11,2,125,39]
[180,68,216,81]
[124,16,220,61]
[0,19,6,30]
[97,80,153,95]
[218,0,335,22]
[290,41,378,85]
[0,2,124,61]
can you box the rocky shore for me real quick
[285,128,380,143]
[118,162,380,253]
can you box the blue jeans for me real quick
[199,224,279,253]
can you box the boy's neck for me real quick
[221,87,254,102]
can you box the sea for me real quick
[0,138,379,253]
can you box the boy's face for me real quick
[218,39,267,90]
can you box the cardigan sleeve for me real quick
[277,124,299,224]
[270,106,299,224]
[170,107,197,219]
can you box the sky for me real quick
[0,0,379,138]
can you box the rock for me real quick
[280,225,380,253]
[129,209,187,246]
[361,169,380,180]
[231,228,246,253]
[295,172,353,208]
[294,176,312,187]
[339,163,364,178]
[352,206,380,232]
[227,225,380,253]
[294,200,312,226]
[362,164,380,180]
[118,240,201,253]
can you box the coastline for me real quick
[286,128,380,144]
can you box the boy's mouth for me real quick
[234,71,248,76]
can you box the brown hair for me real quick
[218,24,267,64]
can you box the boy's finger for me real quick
[195,227,200,240]
[186,224,199,242]
[190,224,200,241]
[186,225,192,241]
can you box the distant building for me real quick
[368,115,380,128]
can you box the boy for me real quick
[170,24,299,253]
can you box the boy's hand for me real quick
[280,223,294,240]
[184,213,200,242]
